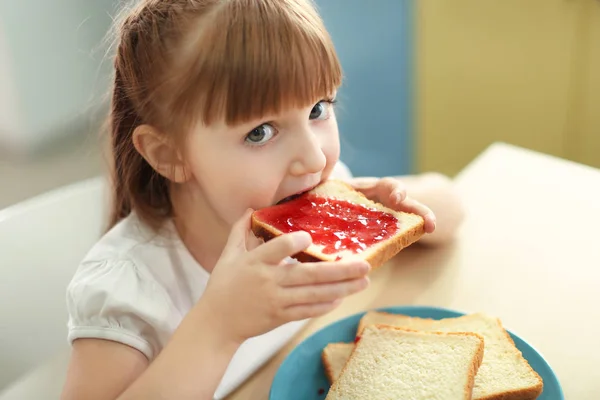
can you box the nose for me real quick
[289,125,327,176]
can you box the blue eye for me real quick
[245,124,276,145]
[309,100,332,120]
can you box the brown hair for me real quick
[108,0,342,230]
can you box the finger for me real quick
[348,177,379,193]
[377,177,407,204]
[277,259,371,287]
[251,231,312,265]
[224,209,254,252]
[283,299,343,321]
[396,197,436,233]
[282,277,369,307]
[246,231,264,252]
[348,177,383,201]
[351,177,406,205]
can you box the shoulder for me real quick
[80,212,167,263]
[66,254,176,360]
[66,213,207,360]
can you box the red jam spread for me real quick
[255,194,399,254]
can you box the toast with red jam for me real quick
[251,180,425,269]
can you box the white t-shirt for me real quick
[66,161,353,398]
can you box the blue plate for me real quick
[269,306,564,399]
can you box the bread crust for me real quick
[321,347,336,384]
[362,219,424,269]
[473,319,543,400]
[464,331,486,400]
[321,343,353,384]
[355,310,433,336]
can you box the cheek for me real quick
[325,136,341,161]
[180,132,281,223]
[214,150,283,208]
[184,134,249,180]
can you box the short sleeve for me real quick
[331,160,354,181]
[66,259,176,360]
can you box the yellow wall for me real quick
[565,0,600,168]
[416,0,600,176]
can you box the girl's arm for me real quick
[61,299,241,400]
[61,339,148,400]
[62,211,371,400]
[393,172,465,246]
[122,299,241,399]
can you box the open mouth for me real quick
[276,192,305,205]
[276,186,317,205]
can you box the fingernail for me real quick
[360,262,371,273]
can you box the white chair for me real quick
[0,177,109,392]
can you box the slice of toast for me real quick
[322,342,355,383]
[325,325,485,400]
[251,179,425,269]
[324,312,544,400]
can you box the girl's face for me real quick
[181,98,340,226]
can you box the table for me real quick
[1,143,599,399]
[227,143,600,400]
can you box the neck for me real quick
[170,186,229,273]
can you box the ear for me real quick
[132,124,190,183]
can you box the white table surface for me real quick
[2,143,599,400]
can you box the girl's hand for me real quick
[349,177,437,233]
[201,209,371,344]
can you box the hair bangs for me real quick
[171,0,343,129]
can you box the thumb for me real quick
[224,208,254,253]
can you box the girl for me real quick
[62,0,464,399]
